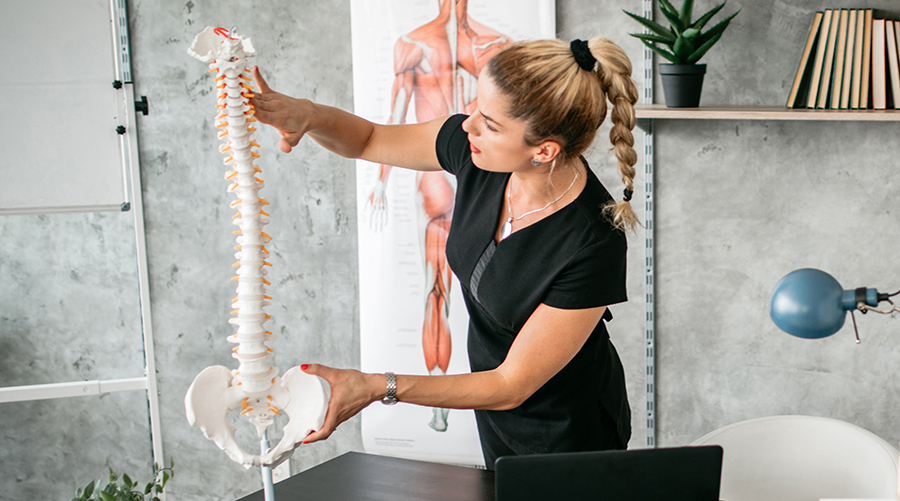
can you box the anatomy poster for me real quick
[351,0,555,466]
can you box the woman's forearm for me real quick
[303,101,378,159]
[370,370,526,411]
[300,364,526,444]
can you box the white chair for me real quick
[691,415,898,501]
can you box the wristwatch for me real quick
[381,372,398,405]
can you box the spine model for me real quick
[185,26,326,469]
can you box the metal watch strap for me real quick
[381,372,398,405]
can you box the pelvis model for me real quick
[184,26,327,469]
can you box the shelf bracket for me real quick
[636,118,653,133]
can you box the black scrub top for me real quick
[435,114,631,467]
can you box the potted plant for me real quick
[624,0,739,107]
[72,459,174,501]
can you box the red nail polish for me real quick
[301,364,309,371]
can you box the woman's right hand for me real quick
[250,66,312,154]
[300,364,383,444]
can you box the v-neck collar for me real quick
[493,157,594,244]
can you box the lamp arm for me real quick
[856,302,900,315]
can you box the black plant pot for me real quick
[658,64,706,108]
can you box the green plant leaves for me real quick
[638,40,681,64]
[658,1,685,35]
[73,462,175,501]
[631,33,675,45]
[623,10,676,41]
[695,10,740,46]
[687,31,724,63]
[679,0,695,26]
[625,0,738,64]
[691,2,726,31]
[673,34,696,61]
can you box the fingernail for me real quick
[302,441,309,444]
[300,364,309,371]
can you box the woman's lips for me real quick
[470,143,481,154]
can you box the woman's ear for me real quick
[533,140,563,164]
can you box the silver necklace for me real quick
[500,168,579,240]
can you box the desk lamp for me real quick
[770,268,900,342]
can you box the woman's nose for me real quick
[462,113,477,134]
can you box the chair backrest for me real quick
[691,415,898,501]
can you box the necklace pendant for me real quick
[500,219,513,240]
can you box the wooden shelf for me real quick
[635,104,900,121]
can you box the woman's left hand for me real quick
[301,364,381,444]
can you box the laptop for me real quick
[494,445,723,501]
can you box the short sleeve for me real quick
[435,114,470,175]
[542,235,628,309]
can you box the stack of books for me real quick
[786,9,900,110]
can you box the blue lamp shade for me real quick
[770,269,853,339]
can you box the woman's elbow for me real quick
[485,385,533,411]
[491,399,523,411]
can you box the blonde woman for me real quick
[251,36,639,468]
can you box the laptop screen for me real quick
[495,445,723,501]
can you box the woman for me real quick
[251,36,639,468]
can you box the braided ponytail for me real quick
[590,37,640,232]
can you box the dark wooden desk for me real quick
[237,452,495,501]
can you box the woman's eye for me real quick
[484,119,497,132]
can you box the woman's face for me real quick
[461,72,538,173]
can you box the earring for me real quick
[531,159,542,167]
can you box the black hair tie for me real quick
[570,39,597,71]
[623,189,634,202]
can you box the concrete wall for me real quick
[1,0,898,499]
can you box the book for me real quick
[890,21,900,109]
[816,9,842,108]
[786,12,824,108]
[860,9,873,108]
[839,9,857,109]
[830,9,849,109]
[895,21,900,109]
[872,18,887,110]
[850,9,866,108]
[807,10,834,108]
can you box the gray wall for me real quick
[1,0,898,500]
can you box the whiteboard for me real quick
[0,0,129,214]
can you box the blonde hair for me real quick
[485,36,640,232]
